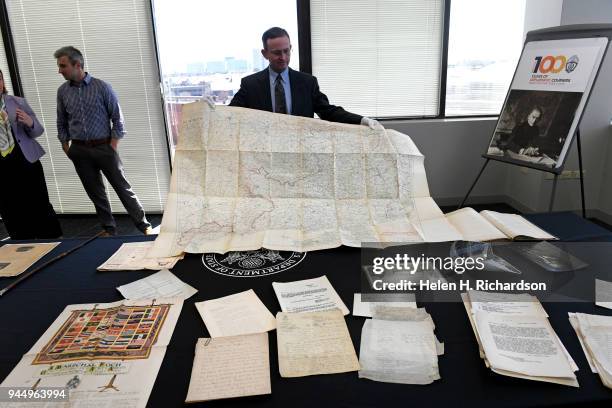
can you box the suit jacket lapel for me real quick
[256,69,273,112]
[288,68,303,116]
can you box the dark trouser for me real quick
[0,143,62,239]
[67,142,150,234]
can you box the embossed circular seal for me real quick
[202,249,307,277]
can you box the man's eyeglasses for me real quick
[268,47,291,57]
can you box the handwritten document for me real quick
[273,275,349,315]
[116,270,197,300]
[276,309,359,377]
[185,333,271,403]
[195,289,276,337]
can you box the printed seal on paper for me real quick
[202,249,306,277]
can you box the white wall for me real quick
[561,0,612,223]
[524,0,564,37]
[388,118,505,206]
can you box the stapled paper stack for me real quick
[569,312,612,389]
[463,290,578,387]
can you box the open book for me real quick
[444,208,557,242]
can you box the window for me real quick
[152,0,299,156]
[445,0,526,116]
[151,0,526,131]
[310,0,443,118]
[6,0,170,213]
[0,33,14,94]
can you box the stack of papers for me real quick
[186,289,276,402]
[352,293,416,317]
[272,275,349,315]
[98,242,184,271]
[569,312,612,388]
[358,306,442,384]
[116,270,197,300]
[185,333,271,403]
[195,289,276,337]
[463,290,578,387]
[276,309,360,377]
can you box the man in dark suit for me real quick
[230,27,382,129]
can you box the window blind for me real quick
[0,32,13,94]
[6,0,170,213]
[310,0,443,118]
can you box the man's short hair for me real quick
[262,27,290,49]
[53,46,85,68]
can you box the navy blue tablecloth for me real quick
[1,217,612,407]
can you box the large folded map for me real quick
[151,102,460,256]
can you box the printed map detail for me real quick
[151,102,455,256]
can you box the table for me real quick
[1,213,611,407]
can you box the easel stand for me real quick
[459,129,586,218]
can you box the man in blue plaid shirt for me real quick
[55,46,151,236]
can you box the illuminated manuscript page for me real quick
[0,298,183,408]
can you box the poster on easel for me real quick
[485,36,609,173]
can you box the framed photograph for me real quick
[485,37,609,173]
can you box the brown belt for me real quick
[71,137,111,147]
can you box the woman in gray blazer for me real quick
[0,69,61,239]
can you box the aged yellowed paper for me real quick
[185,333,271,403]
[0,242,59,277]
[0,298,183,408]
[195,289,276,337]
[276,309,359,377]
